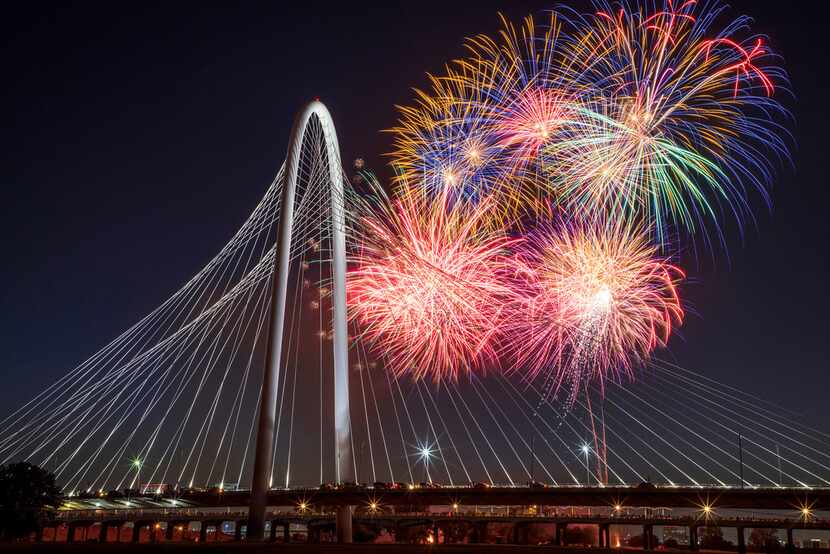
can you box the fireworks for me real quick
[388,65,513,218]
[346,189,518,383]
[509,220,685,403]
[389,1,788,243]
[546,0,789,243]
[354,0,788,404]
[389,13,575,222]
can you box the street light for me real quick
[418,444,434,484]
[581,444,591,486]
[131,457,142,494]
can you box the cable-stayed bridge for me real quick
[2,101,829,545]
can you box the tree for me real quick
[699,526,735,551]
[748,528,783,553]
[0,462,62,541]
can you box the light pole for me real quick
[581,444,591,486]
[530,434,536,483]
[419,445,433,484]
[131,458,142,493]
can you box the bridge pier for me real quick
[235,520,245,541]
[786,528,795,554]
[599,523,611,548]
[689,525,699,551]
[737,526,746,554]
[199,522,208,543]
[643,524,655,550]
[267,520,277,542]
[555,522,567,546]
[473,521,488,544]
[66,522,89,543]
[336,505,353,543]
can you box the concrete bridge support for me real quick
[689,525,699,551]
[234,520,245,541]
[132,521,156,543]
[268,520,277,542]
[555,522,567,546]
[66,523,83,543]
[643,524,655,550]
[336,505,353,543]
[786,528,795,554]
[472,521,488,543]
[599,523,611,548]
[737,527,746,554]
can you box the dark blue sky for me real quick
[1,0,827,426]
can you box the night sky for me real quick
[1,0,827,428]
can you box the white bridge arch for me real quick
[249,100,351,540]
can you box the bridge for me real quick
[49,484,830,547]
[43,498,830,550]
[2,100,829,545]
[183,485,830,511]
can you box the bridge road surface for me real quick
[182,485,830,511]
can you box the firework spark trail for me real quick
[508,220,685,404]
[347,186,519,383]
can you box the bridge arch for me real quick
[249,100,351,540]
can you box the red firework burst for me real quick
[509,220,684,403]
[347,191,518,382]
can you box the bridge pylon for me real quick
[248,100,352,541]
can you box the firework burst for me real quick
[509,220,684,404]
[547,0,789,244]
[347,188,518,383]
[389,13,577,222]
[388,64,509,212]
